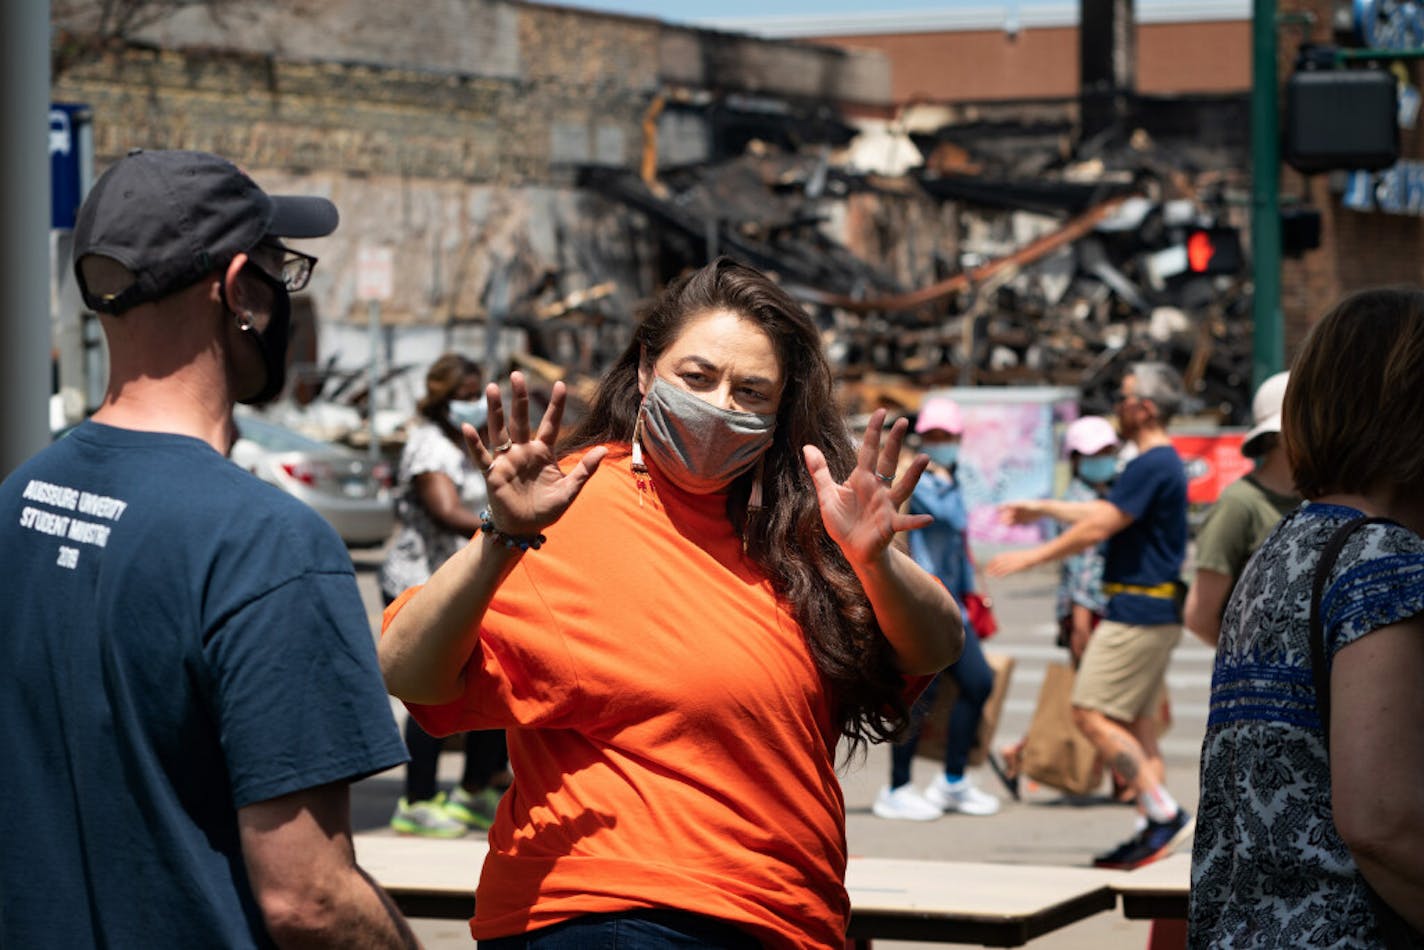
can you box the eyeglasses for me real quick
[275,246,318,292]
[253,242,319,293]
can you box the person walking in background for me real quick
[0,150,414,947]
[873,396,1001,821]
[379,257,963,948]
[987,363,1192,870]
[996,414,1120,797]
[380,353,511,837]
[1053,415,1120,663]
[1191,288,1424,947]
[1182,371,1300,646]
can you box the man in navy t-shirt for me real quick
[0,151,413,947]
[987,362,1190,871]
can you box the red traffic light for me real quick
[1185,227,1244,275]
[1187,231,1215,271]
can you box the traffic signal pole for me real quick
[1,1,53,479]
[1251,0,1286,388]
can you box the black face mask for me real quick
[226,261,292,405]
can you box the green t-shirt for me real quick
[1194,473,1300,580]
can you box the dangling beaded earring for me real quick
[742,456,765,554]
[747,456,764,513]
[630,412,649,505]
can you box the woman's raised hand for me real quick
[462,371,606,538]
[802,409,933,566]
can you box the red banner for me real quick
[1170,430,1254,506]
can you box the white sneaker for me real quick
[872,784,944,821]
[924,773,1001,816]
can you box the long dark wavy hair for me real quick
[560,257,911,756]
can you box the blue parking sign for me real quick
[50,103,89,230]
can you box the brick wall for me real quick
[1279,0,1424,353]
[50,42,656,329]
[807,20,1250,104]
[57,49,516,181]
[50,1,894,335]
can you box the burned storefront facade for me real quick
[772,0,1424,415]
[576,96,1258,423]
[49,0,910,426]
[894,95,1254,420]
[746,1,1262,422]
[51,0,1270,435]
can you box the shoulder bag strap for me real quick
[1308,514,1419,949]
[1309,516,1394,751]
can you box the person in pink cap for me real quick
[1056,416,1122,659]
[994,415,1121,798]
[873,396,1003,820]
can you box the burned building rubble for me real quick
[567,98,1255,426]
[898,101,1254,423]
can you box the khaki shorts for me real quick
[1072,619,1182,723]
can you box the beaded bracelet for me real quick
[479,509,546,551]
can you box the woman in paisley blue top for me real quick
[1190,287,1424,948]
[872,396,1002,821]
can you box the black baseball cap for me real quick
[72,148,339,314]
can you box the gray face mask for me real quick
[637,377,776,495]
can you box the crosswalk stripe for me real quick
[999,697,1210,717]
[993,735,1206,760]
[989,643,1216,664]
[996,668,1212,691]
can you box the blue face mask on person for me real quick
[923,443,960,468]
[1077,455,1118,485]
[448,397,488,431]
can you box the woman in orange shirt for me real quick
[379,257,963,948]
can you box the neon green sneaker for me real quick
[390,794,467,838]
[444,786,502,830]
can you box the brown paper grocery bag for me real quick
[914,651,1015,767]
[1019,661,1102,796]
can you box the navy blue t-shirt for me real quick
[0,422,407,947]
[1103,444,1189,625]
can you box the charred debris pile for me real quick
[570,110,1255,424]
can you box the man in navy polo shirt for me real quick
[988,362,1190,870]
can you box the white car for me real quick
[230,413,395,548]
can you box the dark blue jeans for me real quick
[890,624,993,786]
[477,909,762,948]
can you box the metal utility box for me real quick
[1284,68,1398,174]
